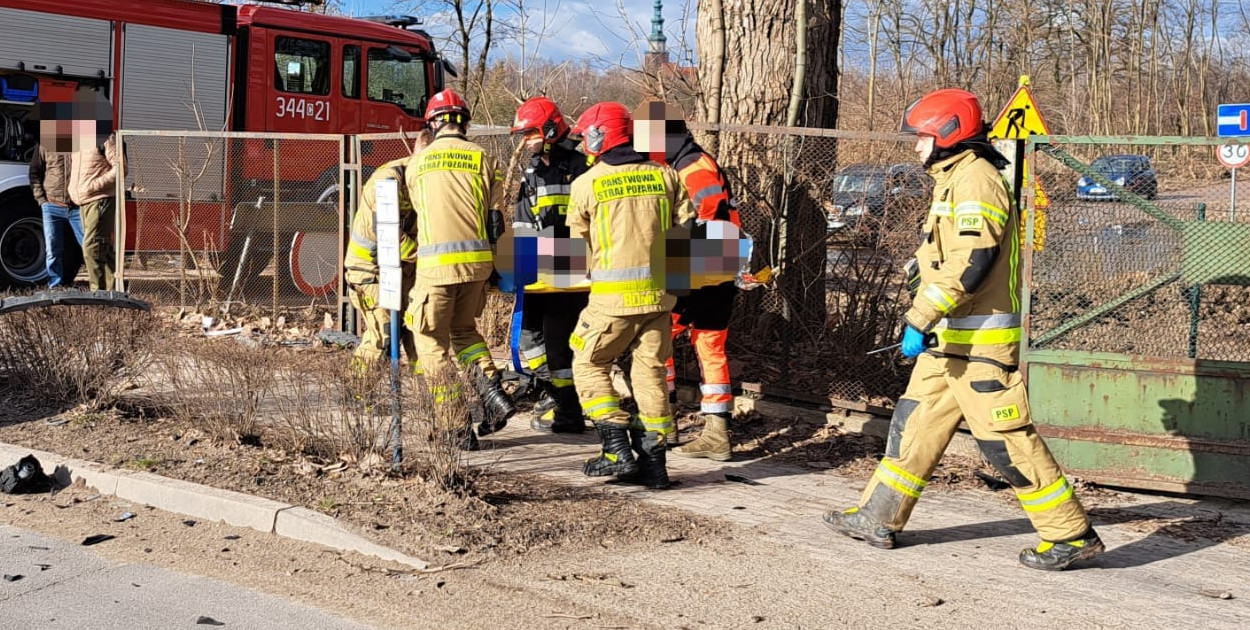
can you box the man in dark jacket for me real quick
[30,141,83,287]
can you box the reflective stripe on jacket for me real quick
[904,150,1021,365]
[344,159,418,286]
[405,131,504,286]
[567,154,694,316]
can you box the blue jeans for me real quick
[41,202,84,287]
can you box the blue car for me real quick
[1076,154,1158,200]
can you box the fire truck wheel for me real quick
[0,189,49,289]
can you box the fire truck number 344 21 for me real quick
[276,96,330,121]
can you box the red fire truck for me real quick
[0,0,447,289]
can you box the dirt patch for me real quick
[0,396,726,565]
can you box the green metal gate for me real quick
[1024,135,1250,499]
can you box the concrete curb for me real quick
[0,441,428,570]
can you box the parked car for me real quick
[825,163,932,235]
[1076,154,1158,200]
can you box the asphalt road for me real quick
[0,524,373,630]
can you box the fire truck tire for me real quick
[289,231,337,298]
[0,189,50,289]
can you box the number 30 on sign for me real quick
[1217,143,1250,169]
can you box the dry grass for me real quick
[0,305,157,410]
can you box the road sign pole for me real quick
[373,177,405,472]
[390,310,403,472]
[1232,167,1237,222]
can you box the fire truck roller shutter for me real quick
[121,23,230,226]
[0,8,112,78]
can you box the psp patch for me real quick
[991,404,1021,422]
[956,214,984,233]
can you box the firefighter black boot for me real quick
[476,372,516,436]
[1019,529,1105,571]
[583,422,638,477]
[822,507,897,549]
[531,386,586,433]
[532,379,558,418]
[616,420,670,489]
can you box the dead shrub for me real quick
[160,337,277,443]
[479,291,514,351]
[0,305,157,409]
[271,352,396,465]
[402,366,479,493]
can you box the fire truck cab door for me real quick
[267,34,336,133]
[360,44,430,134]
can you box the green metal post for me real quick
[1187,203,1206,359]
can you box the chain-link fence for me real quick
[687,124,921,406]
[115,125,938,407]
[117,131,345,326]
[1026,136,1250,362]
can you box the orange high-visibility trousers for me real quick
[667,314,733,415]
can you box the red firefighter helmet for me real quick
[511,96,570,142]
[900,89,983,148]
[425,89,471,125]
[571,102,632,156]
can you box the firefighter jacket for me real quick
[903,149,1021,366]
[666,136,741,227]
[514,138,589,230]
[514,139,590,293]
[345,159,418,287]
[567,146,695,316]
[405,130,505,286]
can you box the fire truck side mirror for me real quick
[385,46,413,62]
[441,57,459,79]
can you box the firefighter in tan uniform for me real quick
[345,154,426,372]
[566,102,694,489]
[405,89,516,450]
[823,89,1104,571]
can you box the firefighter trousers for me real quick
[667,283,736,414]
[408,279,497,429]
[519,292,589,388]
[348,282,417,371]
[571,307,673,436]
[858,353,1090,543]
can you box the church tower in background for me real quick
[644,0,668,75]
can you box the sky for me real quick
[335,0,697,67]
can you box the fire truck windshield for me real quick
[367,48,428,117]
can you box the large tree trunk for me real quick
[696,0,840,345]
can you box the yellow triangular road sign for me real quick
[990,86,1051,139]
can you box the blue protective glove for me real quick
[901,325,928,359]
[496,271,517,294]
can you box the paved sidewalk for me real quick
[0,525,374,630]
[468,413,1250,629]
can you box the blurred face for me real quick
[914,135,936,163]
[633,119,664,154]
[522,128,545,155]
